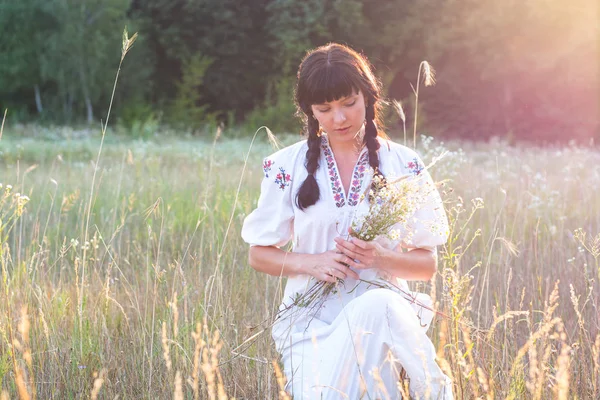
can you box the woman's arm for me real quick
[248,245,360,283]
[333,237,437,281]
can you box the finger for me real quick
[334,256,364,277]
[334,253,358,268]
[342,264,360,280]
[350,237,370,250]
[336,239,367,257]
[335,243,362,260]
[327,266,347,281]
[337,252,370,271]
[337,248,371,270]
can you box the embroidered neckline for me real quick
[320,135,370,208]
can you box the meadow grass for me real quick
[1,126,599,399]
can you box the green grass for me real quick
[1,129,599,399]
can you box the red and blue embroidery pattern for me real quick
[274,167,292,190]
[321,136,369,208]
[263,159,274,177]
[321,140,346,207]
[348,151,369,206]
[407,157,424,176]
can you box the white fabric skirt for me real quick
[277,288,453,399]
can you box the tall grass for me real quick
[1,129,598,398]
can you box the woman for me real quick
[242,43,453,399]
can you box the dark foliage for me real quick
[0,0,597,142]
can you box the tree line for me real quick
[0,0,597,142]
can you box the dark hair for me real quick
[294,43,386,210]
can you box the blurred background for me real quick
[1,0,598,142]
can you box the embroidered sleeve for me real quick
[406,157,425,176]
[401,151,449,251]
[242,155,295,247]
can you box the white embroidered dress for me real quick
[242,135,453,399]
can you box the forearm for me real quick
[377,247,437,281]
[248,245,310,277]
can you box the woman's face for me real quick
[311,90,366,147]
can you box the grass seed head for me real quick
[422,61,436,87]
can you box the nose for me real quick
[333,109,346,124]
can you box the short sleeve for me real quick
[401,153,449,252]
[241,155,295,247]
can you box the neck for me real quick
[327,127,366,157]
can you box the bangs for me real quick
[304,63,362,105]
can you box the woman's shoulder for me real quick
[377,137,423,165]
[263,139,308,163]
[261,139,308,179]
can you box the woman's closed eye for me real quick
[316,102,355,113]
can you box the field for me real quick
[1,125,599,399]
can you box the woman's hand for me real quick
[333,236,388,270]
[303,251,361,283]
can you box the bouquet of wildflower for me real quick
[349,172,422,243]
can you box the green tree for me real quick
[0,0,57,117]
[41,0,132,123]
[169,54,214,130]
[130,0,279,123]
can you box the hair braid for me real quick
[296,116,321,209]
[364,103,384,188]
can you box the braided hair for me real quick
[295,43,386,210]
[295,115,322,209]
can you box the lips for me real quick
[335,126,351,133]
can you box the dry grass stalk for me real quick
[532,329,553,399]
[199,321,230,400]
[412,60,436,148]
[271,360,290,400]
[569,283,587,336]
[369,367,390,400]
[421,61,436,87]
[0,108,6,140]
[18,307,35,400]
[553,328,571,400]
[391,99,407,146]
[174,371,184,400]
[37,307,49,341]
[15,367,30,400]
[191,322,204,400]
[77,26,137,359]
[1,390,9,400]
[90,369,107,400]
[475,367,491,399]
[162,321,172,372]
[458,317,480,398]
[398,373,410,400]
[17,307,31,368]
[121,28,138,63]
[486,310,529,342]
[592,333,600,397]
[171,291,179,339]
[8,306,34,400]
[507,282,562,399]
